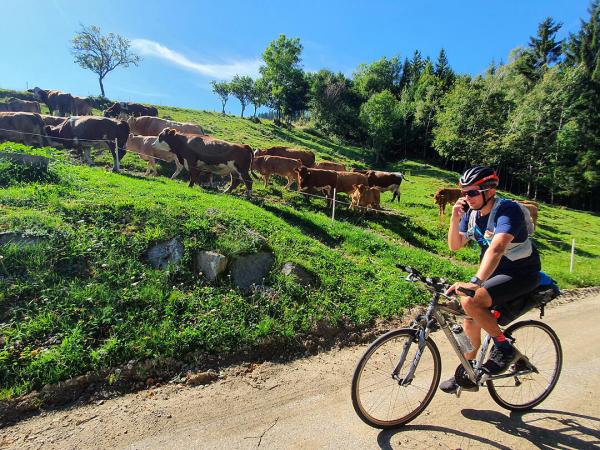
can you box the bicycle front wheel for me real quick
[487,320,562,411]
[351,328,441,429]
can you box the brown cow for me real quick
[73,97,93,116]
[126,134,183,179]
[350,184,381,212]
[295,166,338,203]
[518,201,539,228]
[434,187,462,216]
[156,128,254,196]
[0,112,47,146]
[0,98,41,113]
[335,171,369,195]
[40,114,67,127]
[127,116,205,136]
[366,171,406,202]
[45,117,129,171]
[313,161,346,171]
[29,87,74,116]
[104,102,158,118]
[252,155,301,188]
[254,146,315,167]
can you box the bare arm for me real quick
[475,232,513,281]
[448,199,469,251]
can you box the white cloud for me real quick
[131,39,262,80]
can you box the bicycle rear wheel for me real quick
[351,328,441,429]
[487,320,562,411]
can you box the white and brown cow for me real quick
[0,98,41,113]
[128,116,205,136]
[45,116,129,170]
[252,155,301,189]
[0,112,47,146]
[29,87,74,116]
[73,97,93,116]
[366,171,406,202]
[254,146,315,167]
[125,134,183,179]
[156,128,254,196]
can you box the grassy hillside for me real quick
[1,99,599,400]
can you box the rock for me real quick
[186,370,218,386]
[147,238,183,269]
[0,232,47,246]
[281,262,318,287]
[195,251,228,281]
[230,252,275,290]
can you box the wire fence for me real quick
[2,127,599,273]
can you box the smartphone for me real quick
[462,202,469,212]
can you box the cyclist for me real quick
[441,166,541,393]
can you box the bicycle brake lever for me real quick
[457,286,476,297]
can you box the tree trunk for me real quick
[253,104,257,118]
[240,103,245,118]
[99,77,105,98]
[221,101,226,115]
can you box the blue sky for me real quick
[0,1,592,114]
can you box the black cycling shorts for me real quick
[482,273,539,308]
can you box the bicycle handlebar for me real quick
[396,264,476,298]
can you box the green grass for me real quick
[0,101,599,400]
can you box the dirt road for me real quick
[2,295,599,449]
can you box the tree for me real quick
[211,80,231,114]
[352,56,402,99]
[434,48,455,91]
[71,24,140,97]
[249,78,269,118]
[229,75,253,117]
[260,34,306,122]
[529,17,563,68]
[359,90,401,163]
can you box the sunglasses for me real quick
[462,188,490,198]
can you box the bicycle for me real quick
[351,265,562,429]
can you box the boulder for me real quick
[281,262,318,287]
[230,251,275,290]
[147,238,183,269]
[195,251,228,281]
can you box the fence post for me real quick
[570,238,575,273]
[114,138,120,171]
[331,188,337,221]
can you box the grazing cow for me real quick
[125,134,183,179]
[518,201,539,228]
[295,166,338,203]
[252,155,301,189]
[127,116,205,136]
[0,112,47,146]
[335,171,369,195]
[73,97,93,116]
[29,87,74,116]
[156,128,254,196]
[351,168,369,174]
[366,171,406,202]
[254,146,315,167]
[45,117,129,171]
[104,102,158,118]
[0,98,41,113]
[313,161,347,171]
[433,187,462,216]
[40,114,67,127]
[350,184,381,212]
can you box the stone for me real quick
[195,251,228,281]
[0,232,47,246]
[186,370,218,386]
[230,252,275,290]
[281,262,318,287]
[147,238,183,269]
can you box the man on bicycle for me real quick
[441,166,541,393]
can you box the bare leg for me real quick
[463,318,481,360]
[460,287,502,343]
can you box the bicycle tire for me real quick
[487,320,562,411]
[351,328,441,429]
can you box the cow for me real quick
[254,146,315,167]
[73,97,93,116]
[125,134,183,179]
[29,87,74,116]
[252,155,301,189]
[366,171,406,202]
[313,161,347,171]
[44,116,129,171]
[0,98,41,113]
[335,171,369,195]
[156,128,254,197]
[0,112,47,146]
[518,200,539,228]
[350,184,381,212]
[127,116,205,136]
[40,114,67,127]
[294,166,338,204]
[433,187,462,216]
[104,102,158,118]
